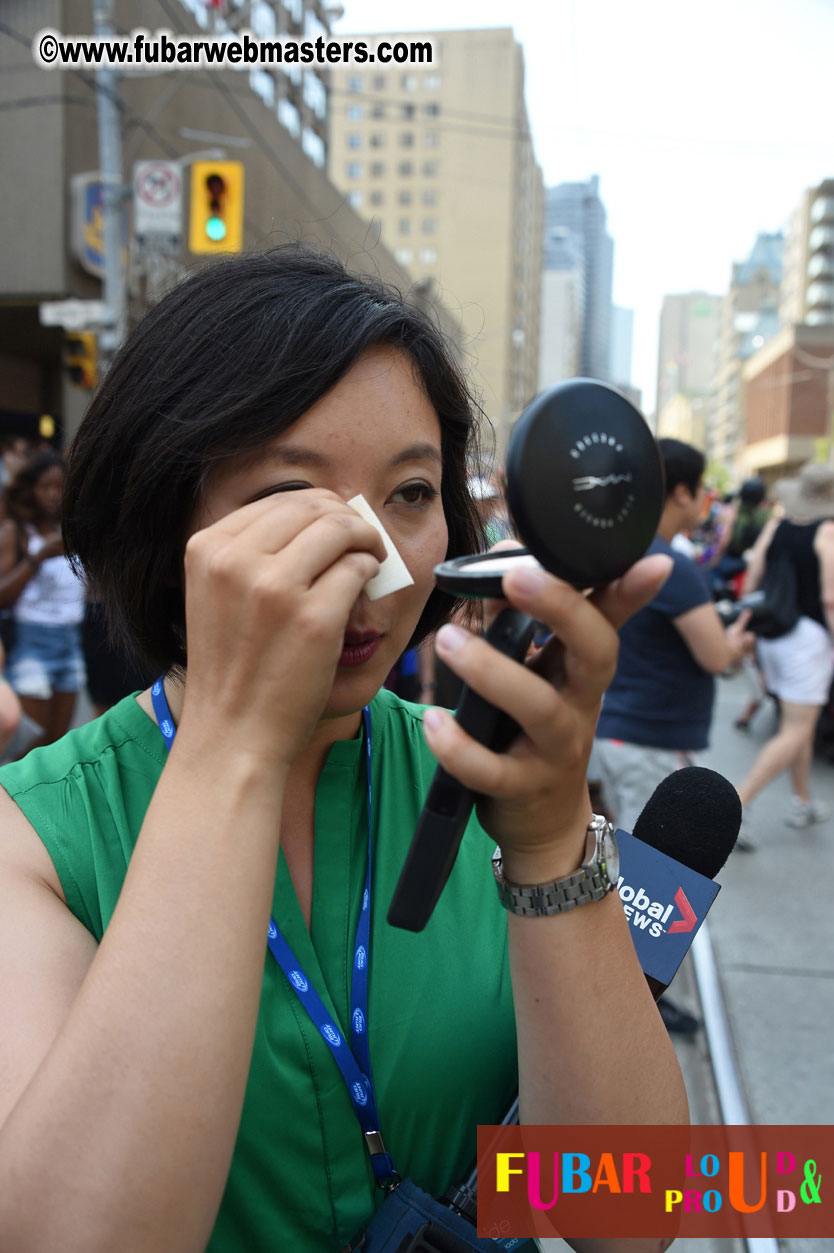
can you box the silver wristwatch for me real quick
[492,814,619,916]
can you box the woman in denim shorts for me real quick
[0,451,86,751]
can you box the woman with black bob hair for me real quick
[0,245,685,1252]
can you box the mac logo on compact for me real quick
[569,434,635,528]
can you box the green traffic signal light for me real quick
[206,215,227,242]
[205,174,227,242]
[189,160,244,253]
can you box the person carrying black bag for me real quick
[735,461,834,848]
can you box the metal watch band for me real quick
[492,816,617,917]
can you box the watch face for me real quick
[601,827,620,885]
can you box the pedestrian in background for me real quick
[594,438,753,1035]
[0,450,86,752]
[595,439,752,833]
[735,462,834,846]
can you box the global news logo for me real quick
[616,879,697,939]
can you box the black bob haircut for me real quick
[657,438,706,500]
[64,245,485,675]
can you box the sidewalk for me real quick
[700,671,834,1134]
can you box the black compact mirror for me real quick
[386,379,665,933]
[435,379,664,597]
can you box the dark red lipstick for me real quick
[339,632,383,668]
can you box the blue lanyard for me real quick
[150,678,397,1185]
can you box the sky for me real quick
[333,0,834,415]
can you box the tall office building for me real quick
[708,233,782,473]
[609,306,634,389]
[541,176,613,382]
[655,292,722,437]
[538,228,582,389]
[329,28,544,453]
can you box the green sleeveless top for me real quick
[0,688,518,1250]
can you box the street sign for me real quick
[133,160,183,255]
[39,299,110,331]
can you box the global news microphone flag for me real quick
[615,828,720,986]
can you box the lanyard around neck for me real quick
[150,678,397,1185]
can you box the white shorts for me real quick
[593,738,699,835]
[757,616,834,706]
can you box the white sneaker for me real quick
[735,807,756,852]
[786,796,830,828]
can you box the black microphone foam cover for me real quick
[630,766,742,880]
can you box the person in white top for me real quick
[0,451,86,751]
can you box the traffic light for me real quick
[64,332,97,389]
[188,160,244,253]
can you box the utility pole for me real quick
[92,0,127,365]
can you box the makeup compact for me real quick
[433,378,664,597]
[388,379,664,932]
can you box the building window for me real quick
[277,97,300,136]
[346,161,363,179]
[418,247,437,265]
[371,103,386,119]
[251,2,276,38]
[348,75,362,93]
[370,161,385,177]
[398,189,413,205]
[249,68,275,107]
[399,132,414,148]
[399,219,411,235]
[394,247,413,265]
[369,132,386,148]
[401,102,416,120]
[347,132,362,149]
[347,103,364,121]
[372,74,386,90]
[425,73,441,89]
[302,129,325,168]
[348,190,363,209]
[422,187,437,206]
[423,131,439,148]
[369,190,384,206]
[422,218,435,234]
[423,102,440,117]
[422,160,438,177]
[398,160,414,176]
[304,72,327,120]
[402,73,418,91]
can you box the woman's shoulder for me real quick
[0,694,165,801]
[0,695,166,935]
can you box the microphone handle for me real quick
[387,609,537,932]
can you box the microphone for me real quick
[617,766,742,998]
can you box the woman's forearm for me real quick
[508,865,688,1129]
[0,736,287,1253]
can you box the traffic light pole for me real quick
[93,0,127,365]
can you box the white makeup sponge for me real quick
[347,494,415,601]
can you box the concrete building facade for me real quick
[1,0,446,445]
[708,233,782,475]
[329,27,543,455]
[781,178,834,328]
[655,292,722,425]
